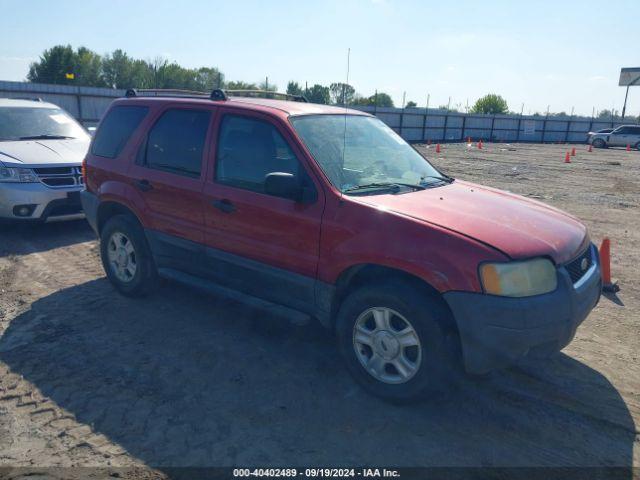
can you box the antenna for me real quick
[340,47,350,199]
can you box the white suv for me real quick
[0,98,91,221]
[588,124,640,149]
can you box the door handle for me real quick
[134,179,153,192]
[212,198,236,213]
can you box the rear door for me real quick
[630,126,640,147]
[609,126,630,147]
[128,105,214,274]
[202,109,325,313]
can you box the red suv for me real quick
[81,89,602,401]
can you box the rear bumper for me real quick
[443,244,602,374]
[80,190,99,234]
[0,182,84,222]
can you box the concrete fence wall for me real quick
[349,105,638,143]
[0,80,124,128]
[1,80,636,142]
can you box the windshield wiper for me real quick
[19,134,76,140]
[343,182,426,193]
[419,175,454,184]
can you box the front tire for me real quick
[592,138,606,148]
[336,280,460,402]
[100,214,159,297]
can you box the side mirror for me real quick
[265,172,317,203]
[264,172,303,202]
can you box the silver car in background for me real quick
[0,98,91,221]
[588,124,640,149]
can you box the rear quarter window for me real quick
[91,105,149,158]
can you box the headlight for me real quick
[479,258,557,297]
[0,166,38,183]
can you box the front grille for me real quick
[33,166,83,188]
[565,247,593,284]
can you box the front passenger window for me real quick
[215,115,303,195]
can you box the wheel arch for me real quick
[96,201,143,235]
[330,263,458,335]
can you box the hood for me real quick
[0,139,90,168]
[354,180,587,264]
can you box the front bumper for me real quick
[443,244,602,374]
[0,182,84,222]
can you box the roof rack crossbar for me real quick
[124,88,308,103]
[222,89,308,103]
[125,88,211,99]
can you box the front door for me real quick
[202,110,325,313]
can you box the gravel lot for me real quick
[0,143,638,477]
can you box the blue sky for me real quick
[1,0,639,116]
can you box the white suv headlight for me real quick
[0,166,38,183]
[479,258,557,297]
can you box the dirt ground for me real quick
[0,143,638,477]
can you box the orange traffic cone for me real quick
[626,144,631,151]
[436,143,441,153]
[571,147,576,156]
[599,238,619,293]
[564,151,571,163]
[588,144,593,152]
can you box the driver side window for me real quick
[215,115,302,196]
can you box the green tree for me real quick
[75,46,105,86]
[286,81,303,96]
[352,92,394,107]
[27,45,78,84]
[372,92,394,107]
[405,100,417,108]
[102,49,135,88]
[597,109,621,120]
[155,62,198,90]
[129,59,155,88]
[306,84,330,104]
[225,80,258,90]
[194,67,224,91]
[258,79,277,91]
[471,94,508,114]
[329,83,355,105]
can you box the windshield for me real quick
[290,114,448,193]
[0,107,89,141]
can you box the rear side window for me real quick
[143,109,211,178]
[91,105,148,158]
[215,115,301,193]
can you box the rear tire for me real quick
[100,214,159,297]
[592,138,606,148]
[335,280,460,402]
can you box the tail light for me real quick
[81,158,87,184]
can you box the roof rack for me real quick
[223,90,308,103]
[125,88,210,99]
[124,88,308,103]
